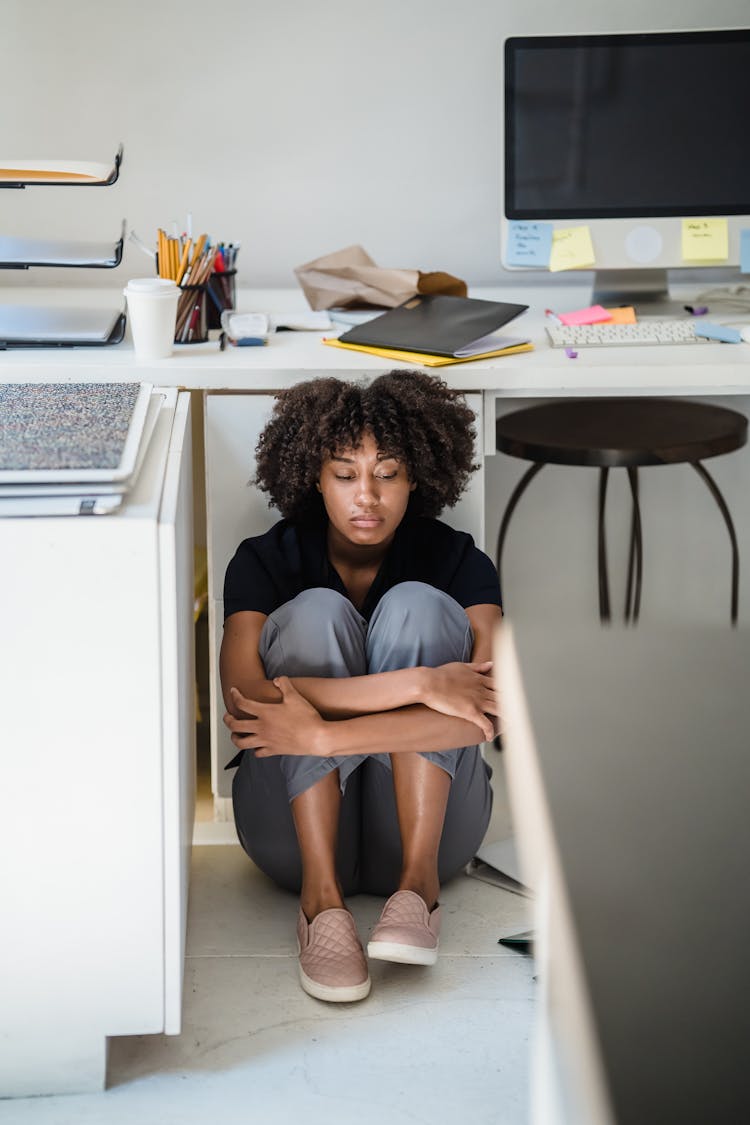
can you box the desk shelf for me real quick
[0,145,122,189]
[0,148,126,345]
[0,220,126,270]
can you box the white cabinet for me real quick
[0,389,195,1096]
[204,390,485,802]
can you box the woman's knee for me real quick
[367,582,473,667]
[268,587,360,634]
[261,588,367,678]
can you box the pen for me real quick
[545,308,562,324]
[205,283,225,316]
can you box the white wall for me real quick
[2,0,748,289]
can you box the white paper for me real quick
[0,237,120,267]
[465,836,532,897]
[0,305,123,343]
[327,309,383,327]
[454,333,528,358]
[270,312,332,331]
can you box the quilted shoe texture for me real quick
[367,889,441,965]
[296,907,371,1002]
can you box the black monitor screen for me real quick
[505,30,750,219]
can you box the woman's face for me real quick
[318,430,415,549]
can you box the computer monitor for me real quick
[501,29,750,311]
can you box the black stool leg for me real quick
[598,467,611,623]
[690,461,740,626]
[495,462,545,595]
[624,467,643,624]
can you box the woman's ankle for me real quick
[397,875,440,912]
[300,884,346,921]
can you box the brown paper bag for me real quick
[294,245,467,311]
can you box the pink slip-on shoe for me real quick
[367,890,441,965]
[297,907,371,1002]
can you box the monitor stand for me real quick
[591,269,690,317]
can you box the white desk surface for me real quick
[1,283,749,395]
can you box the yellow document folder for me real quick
[0,146,122,186]
[324,337,534,367]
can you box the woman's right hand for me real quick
[420,662,497,742]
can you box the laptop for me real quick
[0,382,156,515]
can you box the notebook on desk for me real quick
[337,293,529,358]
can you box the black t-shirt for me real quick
[224,514,501,622]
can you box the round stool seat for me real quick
[495,397,748,468]
[494,397,748,625]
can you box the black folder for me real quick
[337,293,528,358]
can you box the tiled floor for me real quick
[1,757,535,1125]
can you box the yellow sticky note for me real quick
[549,226,596,272]
[682,218,729,262]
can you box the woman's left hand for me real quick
[223,678,327,757]
[420,661,498,742]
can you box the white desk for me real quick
[1,283,750,396]
[2,281,749,809]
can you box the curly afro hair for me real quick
[254,369,478,522]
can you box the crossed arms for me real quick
[220,602,502,760]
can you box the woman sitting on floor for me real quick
[221,369,501,1002]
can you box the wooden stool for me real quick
[495,398,748,625]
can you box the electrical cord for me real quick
[691,285,750,316]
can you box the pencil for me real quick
[192,233,207,264]
[176,238,192,286]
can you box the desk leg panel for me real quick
[0,517,166,1092]
[158,392,196,1033]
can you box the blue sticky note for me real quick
[506,221,553,267]
[740,229,750,275]
[693,322,742,344]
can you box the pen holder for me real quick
[206,269,237,329]
[175,283,208,344]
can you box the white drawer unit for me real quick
[0,389,195,1096]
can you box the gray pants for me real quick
[232,582,493,897]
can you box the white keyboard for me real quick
[546,320,708,347]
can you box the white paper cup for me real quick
[124,278,179,361]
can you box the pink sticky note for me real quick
[558,304,612,326]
